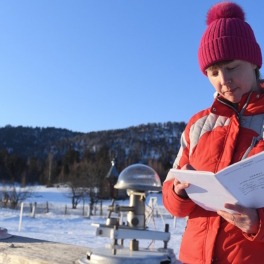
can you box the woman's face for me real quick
[206,60,258,103]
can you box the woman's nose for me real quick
[219,71,231,86]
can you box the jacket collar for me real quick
[211,90,264,117]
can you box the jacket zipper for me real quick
[217,92,255,160]
[216,97,239,119]
[241,136,257,160]
[216,92,253,121]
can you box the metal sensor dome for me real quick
[114,164,162,191]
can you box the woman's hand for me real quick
[217,203,260,234]
[173,177,190,198]
[173,164,194,199]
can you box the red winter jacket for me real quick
[163,90,264,264]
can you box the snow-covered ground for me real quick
[0,186,185,260]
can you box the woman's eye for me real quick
[227,66,237,71]
[211,71,218,76]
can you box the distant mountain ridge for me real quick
[0,122,186,166]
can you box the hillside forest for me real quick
[0,122,186,193]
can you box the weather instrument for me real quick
[78,164,177,264]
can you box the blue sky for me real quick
[1,0,264,133]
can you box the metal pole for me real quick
[18,202,24,232]
[32,202,37,218]
[87,205,90,219]
[164,224,169,249]
[100,200,103,217]
[173,216,177,228]
[120,212,123,225]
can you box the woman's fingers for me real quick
[174,178,190,198]
[173,164,194,198]
[217,204,260,234]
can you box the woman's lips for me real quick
[224,87,238,94]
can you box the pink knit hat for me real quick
[198,2,262,75]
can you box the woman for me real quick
[163,2,264,263]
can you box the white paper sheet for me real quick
[169,151,264,212]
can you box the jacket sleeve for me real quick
[162,125,196,217]
[242,208,264,243]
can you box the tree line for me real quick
[0,144,176,186]
[0,144,178,209]
[0,146,108,185]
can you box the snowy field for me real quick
[0,186,185,260]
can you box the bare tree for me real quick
[63,162,86,209]
[61,146,109,211]
[64,181,85,209]
[63,160,103,212]
[0,182,34,209]
[82,162,100,215]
